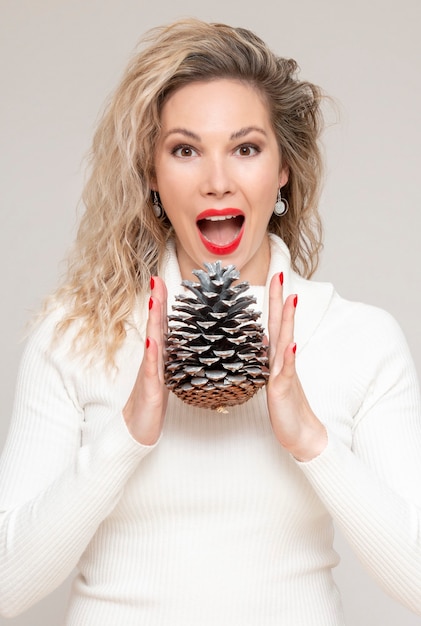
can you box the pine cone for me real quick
[165,262,269,411]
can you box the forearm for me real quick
[298,430,421,615]
[0,415,155,618]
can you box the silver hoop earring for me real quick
[273,188,289,217]
[152,191,165,219]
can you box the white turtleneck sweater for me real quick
[1,235,420,625]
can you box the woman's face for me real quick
[153,79,288,284]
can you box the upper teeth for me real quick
[205,215,236,222]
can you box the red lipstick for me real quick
[196,208,244,221]
[196,208,245,256]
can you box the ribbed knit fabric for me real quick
[0,235,420,625]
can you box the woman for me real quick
[0,18,420,625]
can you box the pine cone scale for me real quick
[165,261,269,411]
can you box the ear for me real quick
[279,164,289,187]
[148,172,158,192]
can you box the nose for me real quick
[200,155,234,199]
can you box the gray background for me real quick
[1,1,420,624]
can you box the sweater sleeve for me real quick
[297,309,421,615]
[0,313,155,618]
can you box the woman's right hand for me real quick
[123,276,169,445]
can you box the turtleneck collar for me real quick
[161,234,335,354]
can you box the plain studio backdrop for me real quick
[1,1,420,625]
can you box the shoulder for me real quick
[299,282,414,380]
[293,281,419,428]
[325,291,406,345]
[21,300,144,382]
[282,267,409,378]
[22,305,73,364]
[17,302,146,418]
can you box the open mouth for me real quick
[196,209,245,255]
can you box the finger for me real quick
[149,276,168,380]
[279,294,297,346]
[268,272,284,363]
[150,276,167,314]
[280,342,297,380]
[272,294,297,373]
[146,295,161,337]
[142,336,159,379]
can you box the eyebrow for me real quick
[230,126,267,140]
[162,126,267,141]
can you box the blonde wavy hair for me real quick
[53,18,325,364]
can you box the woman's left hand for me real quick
[266,272,328,462]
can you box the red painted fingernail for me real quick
[292,343,297,354]
[148,297,153,310]
[150,276,155,290]
[146,337,151,349]
[293,295,298,308]
[279,272,284,286]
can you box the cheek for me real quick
[155,169,186,205]
[254,172,278,207]
[253,178,278,226]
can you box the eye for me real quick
[235,144,261,157]
[172,144,197,158]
